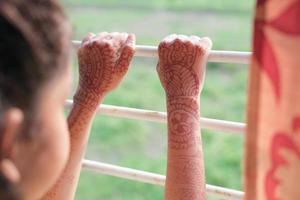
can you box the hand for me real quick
[156,34,212,98]
[75,32,135,108]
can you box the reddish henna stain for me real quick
[42,33,135,199]
[157,36,210,200]
[157,40,201,98]
[76,34,134,107]
[167,98,199,150]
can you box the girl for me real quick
[0,1,135,199]
[0,0,211,199]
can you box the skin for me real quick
[1,66,72,200]
[0,32,135,200]
[42,32,135,200]
[157,34,212,200]
[1,32,209,200]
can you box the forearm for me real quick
[42,91,103,200]
[165,96,205,200]
[42,31,135,200]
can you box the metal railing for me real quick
[70,40,249,200]
[82,160,244,200]
[65,100,245,134]
[72,40,251,64]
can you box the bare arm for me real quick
[156,35,212,200]
[42,32,135,200]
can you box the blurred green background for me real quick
[61,0,255,199]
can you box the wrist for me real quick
[166,96,200,123]
[166,95,200,104]
[73,89,104,112]
[166,95,201,155]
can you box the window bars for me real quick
[72,40,251,64]
[69,40,250,200]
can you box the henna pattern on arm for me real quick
[167,97,200,153]
[165,156,205,200]
[165,97,205,200]
[42,33,135,200]
[157,35,212,200]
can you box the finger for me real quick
[190,36,212,53]
[98,32,108,39]
[158,41,169,62]
[124,33,135,49]
[95,32,109,44]
[111,32,127,41]
[199,37,213,52]
[183,36,194,52]
[104,32,127,50]
[190,35,201,44]
[109,32,128,60]
[116,34,135,74]
[120,34,135,59]
[193,38,211,93]
[190,35,201,39]
[190,36,203,54]
[115,32,128,48]
[178,35,193,52]
[115,32,131,57]
[168,37,185,55]
[94,32,115,48]
[78,33,95,56]
[159,34,176,49]
[163,34,177,43]
[111,32,119,36]
[81,32,95,46]
[178,34,189,42]
[102,32,117,41]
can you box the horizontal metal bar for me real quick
[72,40,251,64]
[65,100,245,134]
[82,159,244,200]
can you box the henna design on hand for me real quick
[158,35,211,200]
[43,33,135,200]
[75,32,135,108]
[157,35,212,98]
[165,96,205,200]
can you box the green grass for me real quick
[62,1,254,199]
[62,0,254,13]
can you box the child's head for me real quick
[0,0,72,199]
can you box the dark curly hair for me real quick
[0,0,72,199]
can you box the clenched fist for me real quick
[74,32,135,108]
[156,34,212,99]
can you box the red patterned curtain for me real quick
[245,0,300,199]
